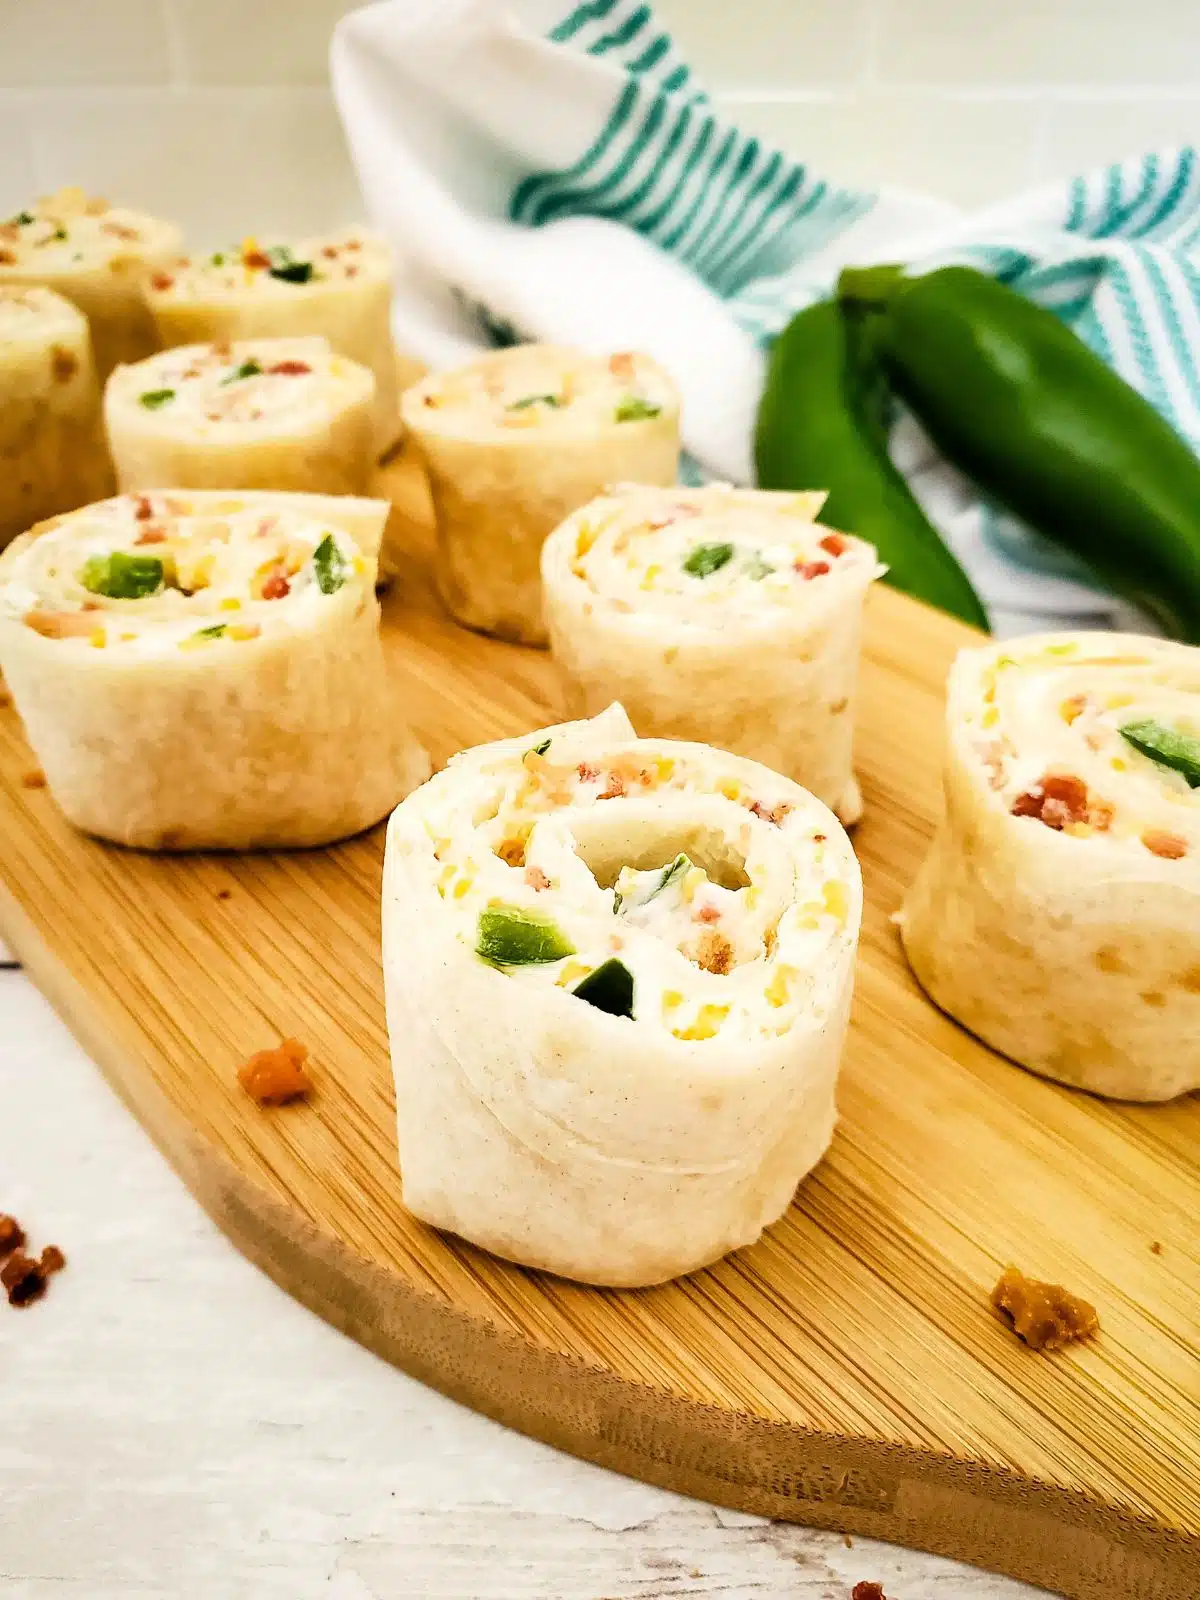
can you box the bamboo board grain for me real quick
[0,459,1197,1600]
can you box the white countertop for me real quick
[1,965,1054,1600]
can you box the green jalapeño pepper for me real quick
[840,264,1200,643]
[755,297,988,630]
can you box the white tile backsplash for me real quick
[878,0,1200,88]
[28,89,361,242]
[0,0,171,88]
[655,0,873,90]
[167,0,358,87]
[0,0,1195,239]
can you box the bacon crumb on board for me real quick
[851,1584,888,1600]
[2,1243,66,1308]
[991,1266,1099,1352]
[1150,1241,1163,1255]
[238,1037,313,1105]
[21,768,46,789]
[0,1214,26,1255]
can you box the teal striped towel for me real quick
[333,0,1200,636]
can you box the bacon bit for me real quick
[345,265,360,278]
[991,1266,1099,1352]
[1011,772,1092,831]
[577,762,599,783]
[100,219,139,241]
[237,1038,313,1105]
[133,493,155,521]
[344,238,361,252]
[217,888,232,901]
[797,559,830,580]
[242,248,271,270]
[695,903,721,924]
[851,1586,888,1600]
[261,572,290,601]
[524,865,551,892]
[321,245,339,259]
[49,345,77,383]
[608,351,636,381]
[1150,1241,1163,1256]
[149,271,175,292]
[135,525,167,545]
[749,799,793,826]
[693,930,734,976]
[267,359,312,376]
[598,775,626,800]
[21,768,46,789]
[2,1244,65,1308]
[818,532,848,557]
[0,1215,26,1256]
[0,249,16,265]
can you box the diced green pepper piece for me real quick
[79,552,165,600]
[139,388,175,410]
[614,395,661,422]
[1119,718,1200,788]
[530,738,552,757]
[614,852,691,915]
[683,542,734,578]
[507,394,562,411]
[745,552,774,579]
[267,247,314,285]
[312,533,347,595]
[572,958,634,1019]
[476,905,576,966]
[10,211,34,226]
[222,359,262,384]
[194,624,227,640]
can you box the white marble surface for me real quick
[0,968,1054,1600]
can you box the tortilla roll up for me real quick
[382,703,862,1286]
[0,188,181,378]
[145,229,398,454]
[899,632,1200,1101]
[541,484,882,824]
[104,336,375,497]
[401,346,680,645]
[0,285,113,548]
[0,489,428,849]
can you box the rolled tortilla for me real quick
[145,229,398,453]
[104,335,375,497]
[0,285,113,548]
[542,484,882,823]
[0,188,181,379]
[382,703,861,1286]
[401,346,680,645]
[0,489,428,849]
[898,632,1200,1102]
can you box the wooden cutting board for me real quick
[1,457,1196,1600]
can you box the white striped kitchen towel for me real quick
[333,0,1200,635]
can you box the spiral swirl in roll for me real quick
[899,632,1200,1101]
[541,483,882,822]
[0,489,427,849]
[383,703,861,1285]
